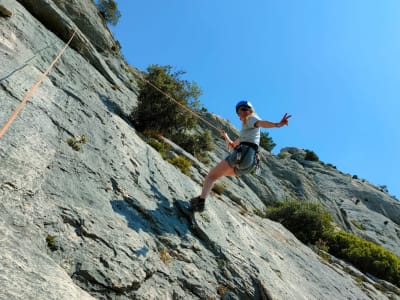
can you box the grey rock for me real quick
[0,1,399,299]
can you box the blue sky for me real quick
[111,1,399,199]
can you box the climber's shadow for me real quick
[98,93,132,125]
[110,179,193,238]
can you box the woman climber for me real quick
[190,100,291,212]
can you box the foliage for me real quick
[212,182,227,195]
[196,129,215,153]
[167,156,192,175]
[131,65,201,137]
[147,139,169,159]
[66,135,88,151]
[261,199,400,287]
[278,152,290,159]
[172,129,215,163]
[132,65,216,160]
[304,149,319,161]
[264,200,334,245]
[253,208,266,218]
[158,248,171,264]
[327,230,400,286]
[259,131,276,152]
[351,220,366,231]
[96,0,121,26]
[46,234,57,251]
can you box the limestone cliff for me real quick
[1,1,399,299]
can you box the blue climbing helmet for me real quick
[235,100,253,113]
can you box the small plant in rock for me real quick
[200,213,210,223]
[217,285,229,296]
[46,234,57,251]
[167,156,191,175]
[147,139,169,159]
[159,248,171,264]
[304,149,319,162]
[315,239,332,262]
[111,40,121,53]
[111,84,120,91]
[326,163,337,169]
[278,152,290,159]
[253,208,267,218]
[351,220,366,231]
[212,182,227,195]
[239,206,249,216]
[66,138,81,151]
[66,135,88,151]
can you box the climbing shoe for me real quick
[190,197,205,212]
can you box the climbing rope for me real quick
[0,28,222,141]
[0,30,77,140]
[138,75,223,135]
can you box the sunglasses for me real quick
[237,107,250,113]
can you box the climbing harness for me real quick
[0,30,77,140]
[235,142,261,175]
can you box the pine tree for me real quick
[131,65,201,137]
[260,131,276,152]
[96,0,121,26]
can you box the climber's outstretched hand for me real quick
[279,113,292,126]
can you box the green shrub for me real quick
[96,0,121,26]
[131,65,201,137]
[147,139,169,159]
[278,152,290,159]
[254,208,267,218]
[66,135,88,151]
[327,230,400,286]
[46,234,57,251]
[260,199,400,287]
[264,200,334,245]
[172,129,215,160]
[196,129,215,153]
[195,152,211,166]
[304,149,319,162]
[212,182,226,195]
[351,220,366,231]
[260,131,276,152]
[131,65,216,159]
[167,156,192,175]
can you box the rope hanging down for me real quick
[0,30,77,140]
[138,76,223,135]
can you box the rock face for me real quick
[1,1,400,299]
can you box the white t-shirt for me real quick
[239,115,261,145]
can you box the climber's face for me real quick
[237,106,252,121]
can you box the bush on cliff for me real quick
[260,131,276,152]
[261,200,400,287]
[95,0,121,26]
[264,200,334,245]
[131,65,214,158]
[327,230,400,286]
